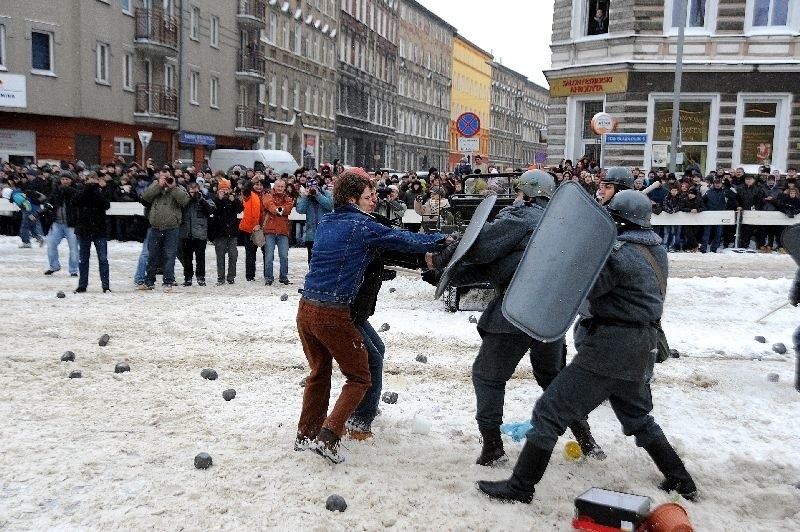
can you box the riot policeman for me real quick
[427,170,604,466]
[598,166,634,205]
[478,191,697,503]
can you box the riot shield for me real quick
[501,182,617,342]
[434,194,497,299]
[781,224,800,267]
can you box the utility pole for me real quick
[668,0,688,173]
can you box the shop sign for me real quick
[179,131,216,146]
[0,74,27,108]
[0,129,36,153]
[549,72,628,97]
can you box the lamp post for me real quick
[668,0,688,173]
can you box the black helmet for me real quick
[600,167,634,190]
[606,190,652,229]
[517,170,556,199]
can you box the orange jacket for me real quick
[262,192,295,236]
[238,190,264,233]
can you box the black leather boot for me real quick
[569,419,607,460]
[645,436,697,501]
[476,427,507,466]
[476,441,552,503]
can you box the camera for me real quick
[377,187,391,200]
[165,177,175,185]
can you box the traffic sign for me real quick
[457,112,480,138]
[458,137,480,152]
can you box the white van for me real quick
[208,149,300,175]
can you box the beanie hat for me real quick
[217,178,231,190]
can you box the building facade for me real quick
[546,0,800,175]
[336,0,398,170]
[449,35,492,170]
[260,0,339,170]
[519,80,550,169]
[394,0,454,172]
[0,0,259,168]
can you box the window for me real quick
[305,86,311,113]
[294,22,302,54]
[269,74,276,106]
[751,0,790,27]
[114,137,135,157]
[31,31,53,72]
[280,133,288,151]
[190,71,199,104]
[665,0,717,32]
[210,15,219,47]
[281,77,288,108]
[122,53,133,90]
[165,63,175,90]
[210,76,219,108]
[121,0,132,14]
[733,94,790,172]
[0,24,6,69]
[96,42,110,83]
[268,13,277,43]
[267,132,276,150]
[190,6,200,40]
[293,81,300,109]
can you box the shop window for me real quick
[114,137,135,157]
[651,100,712,173]
[733,94,790,172]
[31,31,53,72]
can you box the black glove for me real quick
[421,268,441,286]
[790,272,800,306]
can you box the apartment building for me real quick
[260,0,339,169]
[394,0,454,172]
[0,1,259,167]
[336,0,399,170]
[546,0,800,174]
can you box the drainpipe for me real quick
[173,0,184,163]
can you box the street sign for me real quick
[458,137,480,152]
[604,133,647,144]
[456,112,480,138]
[534,151,547,163]
[137,131,152,149]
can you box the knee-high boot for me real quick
[644,435,697,501]
[476,441,552,503]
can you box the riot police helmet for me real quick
[606,189,652,229]
[600,167,635,190]
[517,170,556,200]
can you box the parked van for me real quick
[208,149,300,175]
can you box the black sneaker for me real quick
[227,279,235,285]
[70,273,78,277]
[216,280,225,286]
[182,280,192,287]
[279,279,292,285]
[44,269,59,275]
[103,288,112,293]
[265,279,273,286]
[197,279,206,286]
[74,287,87,294]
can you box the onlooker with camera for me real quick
[375,185,407,225]
[414,187,451,230]
[238,175,266,282]
[179,182,216,286]
[296,175,334,263]
[140,166,190,290]
[211,181,243,285]
[262,179,295,285]
[44,171,79,276]
[72,172,111,293]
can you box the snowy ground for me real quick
[0,236,799,531]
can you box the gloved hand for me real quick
[421,268,441,286]
[500,420,534,442]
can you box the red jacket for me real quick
[262,192,294,236]
[238,190,264,234]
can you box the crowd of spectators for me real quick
[2,154,798,292]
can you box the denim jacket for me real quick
[302,205,446,304]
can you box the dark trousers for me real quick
[145,227,180,286]
[472,329,566,430]
[214,237,238,282]
[77,235,109,290]
[181,237,207,281]
[701,225,723,251]
[296,300,371,438]
[738,224,756,249]
[527,363,664,451]
[349,321,386,431]
[682,225,699,250]
[306,241,314,264]
[242,230,261,281]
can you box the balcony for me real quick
[236,104,265,136]
[236,1,266,30]
[235,49,266,83]
[134,83,178,127]
[134,8,178,57]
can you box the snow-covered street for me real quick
[1,236,798,530]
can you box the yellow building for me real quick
[449,34,492,170]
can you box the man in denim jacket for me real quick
[296,170,449,463]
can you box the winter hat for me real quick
[59,171,76,181]
[217,178,231,190]
[195,176,206,187]
[430,187,445,196]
